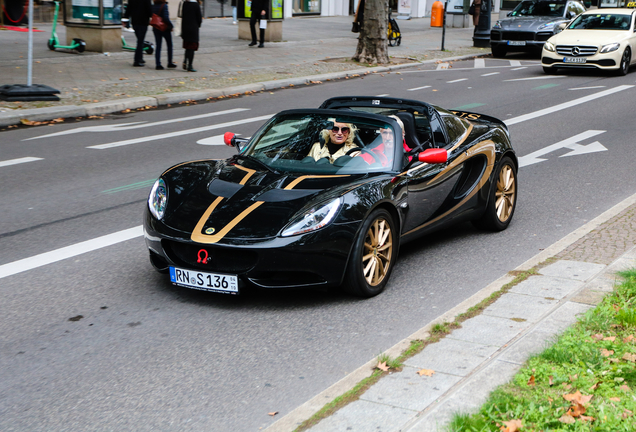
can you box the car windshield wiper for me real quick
[233,154,279,174]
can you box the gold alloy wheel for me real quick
[362,218,393,286]
[495,164,516,222]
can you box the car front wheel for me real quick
[473,156,517,231]
[492,45,507,58]
[344,209,398,297]
[618,48,631,76]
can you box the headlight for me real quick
[281,197,342,237]
[543,41,556,52]
[600,42,620,53]
[148,178,168,220]
[492,20,502,29]
[537,21,558,31]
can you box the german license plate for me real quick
[563,56,586,63]
[507,41,526,46]
[169,266,239,294]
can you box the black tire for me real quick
[344,209,398,297]
[73,39,86,53]
[491,45,507,58]
[47,39,56,51]
[618,48,631,76]
[543,66,557,74]
[473,156,517,231]
[144,41,154,55]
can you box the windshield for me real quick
[510,1,567,16]
[568,13,631,30]
[241,112,400,174]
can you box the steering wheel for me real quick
[346,147,382,165]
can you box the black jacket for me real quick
[126,0,152,26]
[249,0,268,19]
[180,0,202,43]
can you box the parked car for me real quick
[490,0,586,58]
[144,97,518,298]
[542,8,636,74]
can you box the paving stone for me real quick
[482,292,559,322]
[307,399,417,432]
[509,275,583,299]
[570,289,607,306]
[539,260,606,281]
[360,366,463,412]
[446,314,529,347]
[405,338,500,377]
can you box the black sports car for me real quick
[144,96,518,297]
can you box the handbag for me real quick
[174,1,183,37]
[468,3,475,15]
[351,21,360,33]
[150,4,168,32]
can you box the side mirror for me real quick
[223,131,236,147]
[555,22,567,33]
[418,148,448,164]
[507,11,513,17]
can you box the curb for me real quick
[0,53,488,128]
[264,189,636,432]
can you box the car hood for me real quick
[159,159,373,241]
[497,16,566,31]
[549,29,628,46]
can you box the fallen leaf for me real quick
[622,353,636,362]
[589,382,600,391]
[579,415,595,422]
[603,336,616,342]
[567,403,586,418]
[610,397,621,402]
[268,411,278,416]
[527,375,535,386]
[624,335,635,343]
[417,368,434,377]
[622,409,633,419]
[564,391,593,406]
[569,374,578,382]
[558,414,576,424]
[549,376,554,386]
[591,334,604,340]
[376,361,389,372]
[601,349,614,357]
[499,419,522,432]
[620,384,631,391]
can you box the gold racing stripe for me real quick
[191,172,349,244]
[404,140,496,237]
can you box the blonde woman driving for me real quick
[307,121,360,164]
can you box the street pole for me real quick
[28,0,33,86]
[441,0,448,51]
[472,0,491,48]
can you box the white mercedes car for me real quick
[541,8,636,74]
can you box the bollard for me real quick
[431,1,444,27]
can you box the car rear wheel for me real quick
[473,156,517,231]
[491,45,507,58]
[618,48,631,76]
[344,209,397,297]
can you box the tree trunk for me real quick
[353,0,389,65]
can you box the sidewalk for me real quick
[263,194,636,431]
[0,15,488,126]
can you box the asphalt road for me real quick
[2,57,636,431]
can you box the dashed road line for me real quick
[407,85,432,91]
[569,86,606,90]
[511,67,527,70]
[481,72,500,76]
[0,157,43,167]
[505,75,567,81]
[447,78,468,83]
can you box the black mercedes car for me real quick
[490,0,586,58]
[143,97,518,297]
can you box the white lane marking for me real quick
[24,108,251,140]
[376,94,390,97]
[0,226,143,280]
[569,86,606,90]
[474,59,485,68]
[88,114,273,149]
[436,63,449,70]
[447,78,468,83]
[505,75,567,81]
[511,67,527,70]
[481,72,500,76]
[398,63,541,73]
[505,85,633,126]
[509,60,522,66]
[0,157,43,167]
[407,85,431,91]
[519,130,607,167]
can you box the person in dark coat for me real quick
[126,0,153,66]
[249,0,267,48]
[180,0,202,72]
[151,0,176,70]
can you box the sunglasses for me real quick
[331,126,350,134]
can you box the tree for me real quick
[353,0,390,65]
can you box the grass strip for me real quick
[447,269,636,432]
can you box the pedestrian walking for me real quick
[231,0,237,24]
[180,0,202,72]
[151,0,177,70]
[249,0,267,48]
[125,0,153,67]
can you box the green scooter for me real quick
[47,1,86,53]
[121,19,154,55]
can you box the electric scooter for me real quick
[47,1,86,53]
[121,18,154,55]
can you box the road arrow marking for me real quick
[518,130,607,167]
[24,108,250,140]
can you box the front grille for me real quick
[535,32,552,42]
[556,45,598,56]
[163,240,258,273]
[501,31,536,41]
[490,30,502,41]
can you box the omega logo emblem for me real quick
[205,227,216,234]
[572,46,580,56]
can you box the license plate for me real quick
[563,56,586,63]
[507,41,526,46]
[169,266,239,294]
